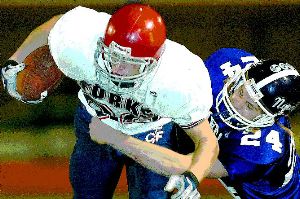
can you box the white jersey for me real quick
[49,6,213,135]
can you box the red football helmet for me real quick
[94,3,166,94]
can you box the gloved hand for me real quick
[164,171,201,199]
[1,59,46,104]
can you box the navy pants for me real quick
[70,104,182,199]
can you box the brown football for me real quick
[16,45,63,101]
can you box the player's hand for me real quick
[1,59,47,104]
[164,171,201,199]
[1,60,26,100]
[1,60,24,87]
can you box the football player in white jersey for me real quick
[1,4,218,198]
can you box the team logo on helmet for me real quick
[270,63,295,73]
[272,97,296,114]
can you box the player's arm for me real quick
[164,119,219,198]
[182,119,219,182]
[90,118,218,198]
[90,117,219,178]
[10,15,62,62]
[1,15,63,103]
[89,117,193,175]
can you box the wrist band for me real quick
[183,171,199,186]
[2,60,19,68]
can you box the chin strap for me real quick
[1,60,47,104]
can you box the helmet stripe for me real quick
[256,69,299,89]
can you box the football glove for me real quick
[1,60,47,104]
[164,171,201,199]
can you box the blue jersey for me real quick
[205,48,300,198]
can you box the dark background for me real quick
[0,4,299,126]
[1,5,299,64]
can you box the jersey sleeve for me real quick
[48,6,111,82]
[158,50,213,129]
[173,75,213,129]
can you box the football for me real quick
[16,45,63,101]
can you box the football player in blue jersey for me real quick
[203,48,300,198]
[1,3,218,199]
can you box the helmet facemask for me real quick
[94,37,160,95]
[216,67,275,130]
[216,60,300,131]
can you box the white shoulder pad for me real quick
[48,6,111,83]
[149,40,213,128]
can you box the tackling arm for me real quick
[164,119,219,199]
[183,119,219,182]
[89,117,219,180]
[89,117,192,175]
